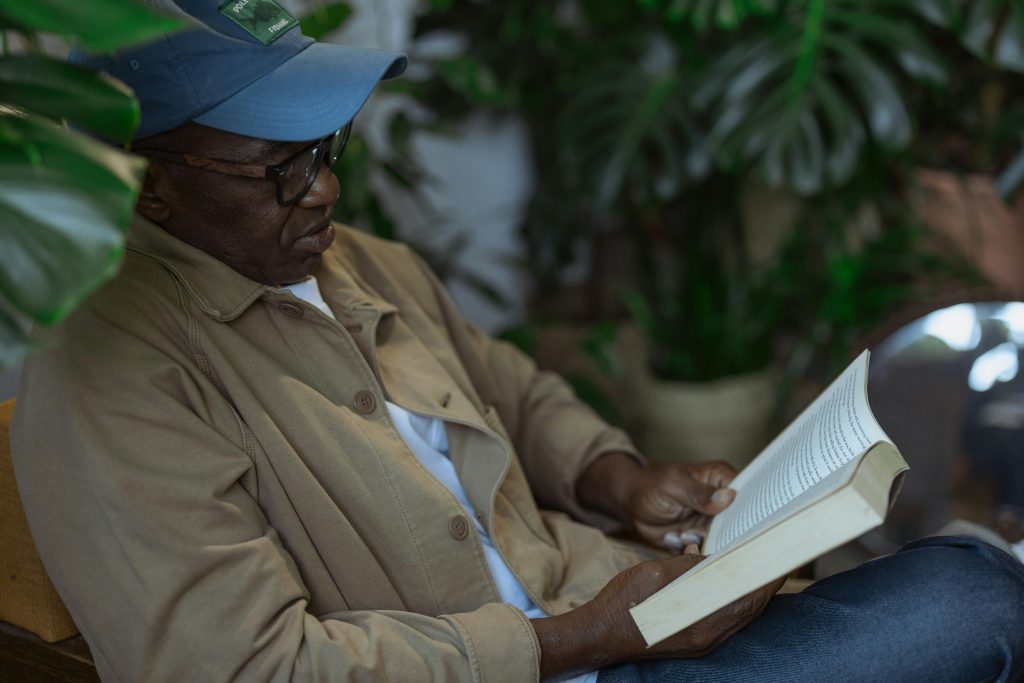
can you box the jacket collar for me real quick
[126,214,397,321]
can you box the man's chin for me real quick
[273,254,323,287]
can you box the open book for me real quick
[629,350,908,646]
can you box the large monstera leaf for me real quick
[694,0,948,195]
[0,0,183,367]
[0,109,147,366]
[0,0,182,51]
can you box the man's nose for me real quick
[297,162,340,209]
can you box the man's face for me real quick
[136,122,341,286]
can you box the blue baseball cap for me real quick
[71,0,407,141]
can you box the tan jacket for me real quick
[12,216,652,682]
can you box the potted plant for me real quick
[405,0,993,466]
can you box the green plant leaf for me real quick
[648,0,777,32]
[696,0,928,193]
[0,56,139,142]
[597,71,684,205]
[559,53,710,212]
[298,2,353,41]
[811,74,864,182]
[962,0,1024,72]
[827,32,912,148]
[910,0,958,27]
[0,0,185,51]
[829,9,948,85]
[0,109,145,325]
[437,56,508,107]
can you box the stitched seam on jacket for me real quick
[127,245,266,321]
[172,280,349,601]
[507,605,541,682]
[444,613,483,683]
[171,277,262,499]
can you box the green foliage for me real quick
[0,56,140,140]
[695,0,948,195]
[298,2,352,41]
[769,188,985,376]
[916,0,1024,73]
[0,111,145,322]
[0,0,181,367]
[0,0,183,51]
[640,0,778,32]
[410,0,1019,385]
[561,55,710,211]
[622,176,779,381]
[435,56,510,107]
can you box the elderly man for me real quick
[12,1,1024,681]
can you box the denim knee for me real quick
[898,535,1024,602]
[895,536,1024,677]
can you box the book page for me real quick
[705,351,890,555]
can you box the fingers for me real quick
[660,529,704,552]
[626,464,738,549]
[656,469,734,517]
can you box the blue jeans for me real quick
[598,537,1024,683]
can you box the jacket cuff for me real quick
[441,603,541,683]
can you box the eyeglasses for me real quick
[134,122,352,206]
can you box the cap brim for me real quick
[193,42,407,142]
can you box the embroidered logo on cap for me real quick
[218,0,299,45]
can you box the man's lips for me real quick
[293,218,335,254]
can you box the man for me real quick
[11,1,1024,681]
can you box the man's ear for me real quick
[135,162,172,223]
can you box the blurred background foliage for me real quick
[399,0,1021,391]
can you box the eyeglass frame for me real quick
[133,122,352,207]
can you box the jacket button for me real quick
[279,303,303,317]
[449,515,469,540]
[352,390,377,415]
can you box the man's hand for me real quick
[531,548,784,679]
[578,452,738,550]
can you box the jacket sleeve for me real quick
[11,306,540,683]
[403,248,646,531]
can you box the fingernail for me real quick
[683,543,700,555]
[712,488,733,504]
[677,531,702,546]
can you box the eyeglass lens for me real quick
[280,125,350,205]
